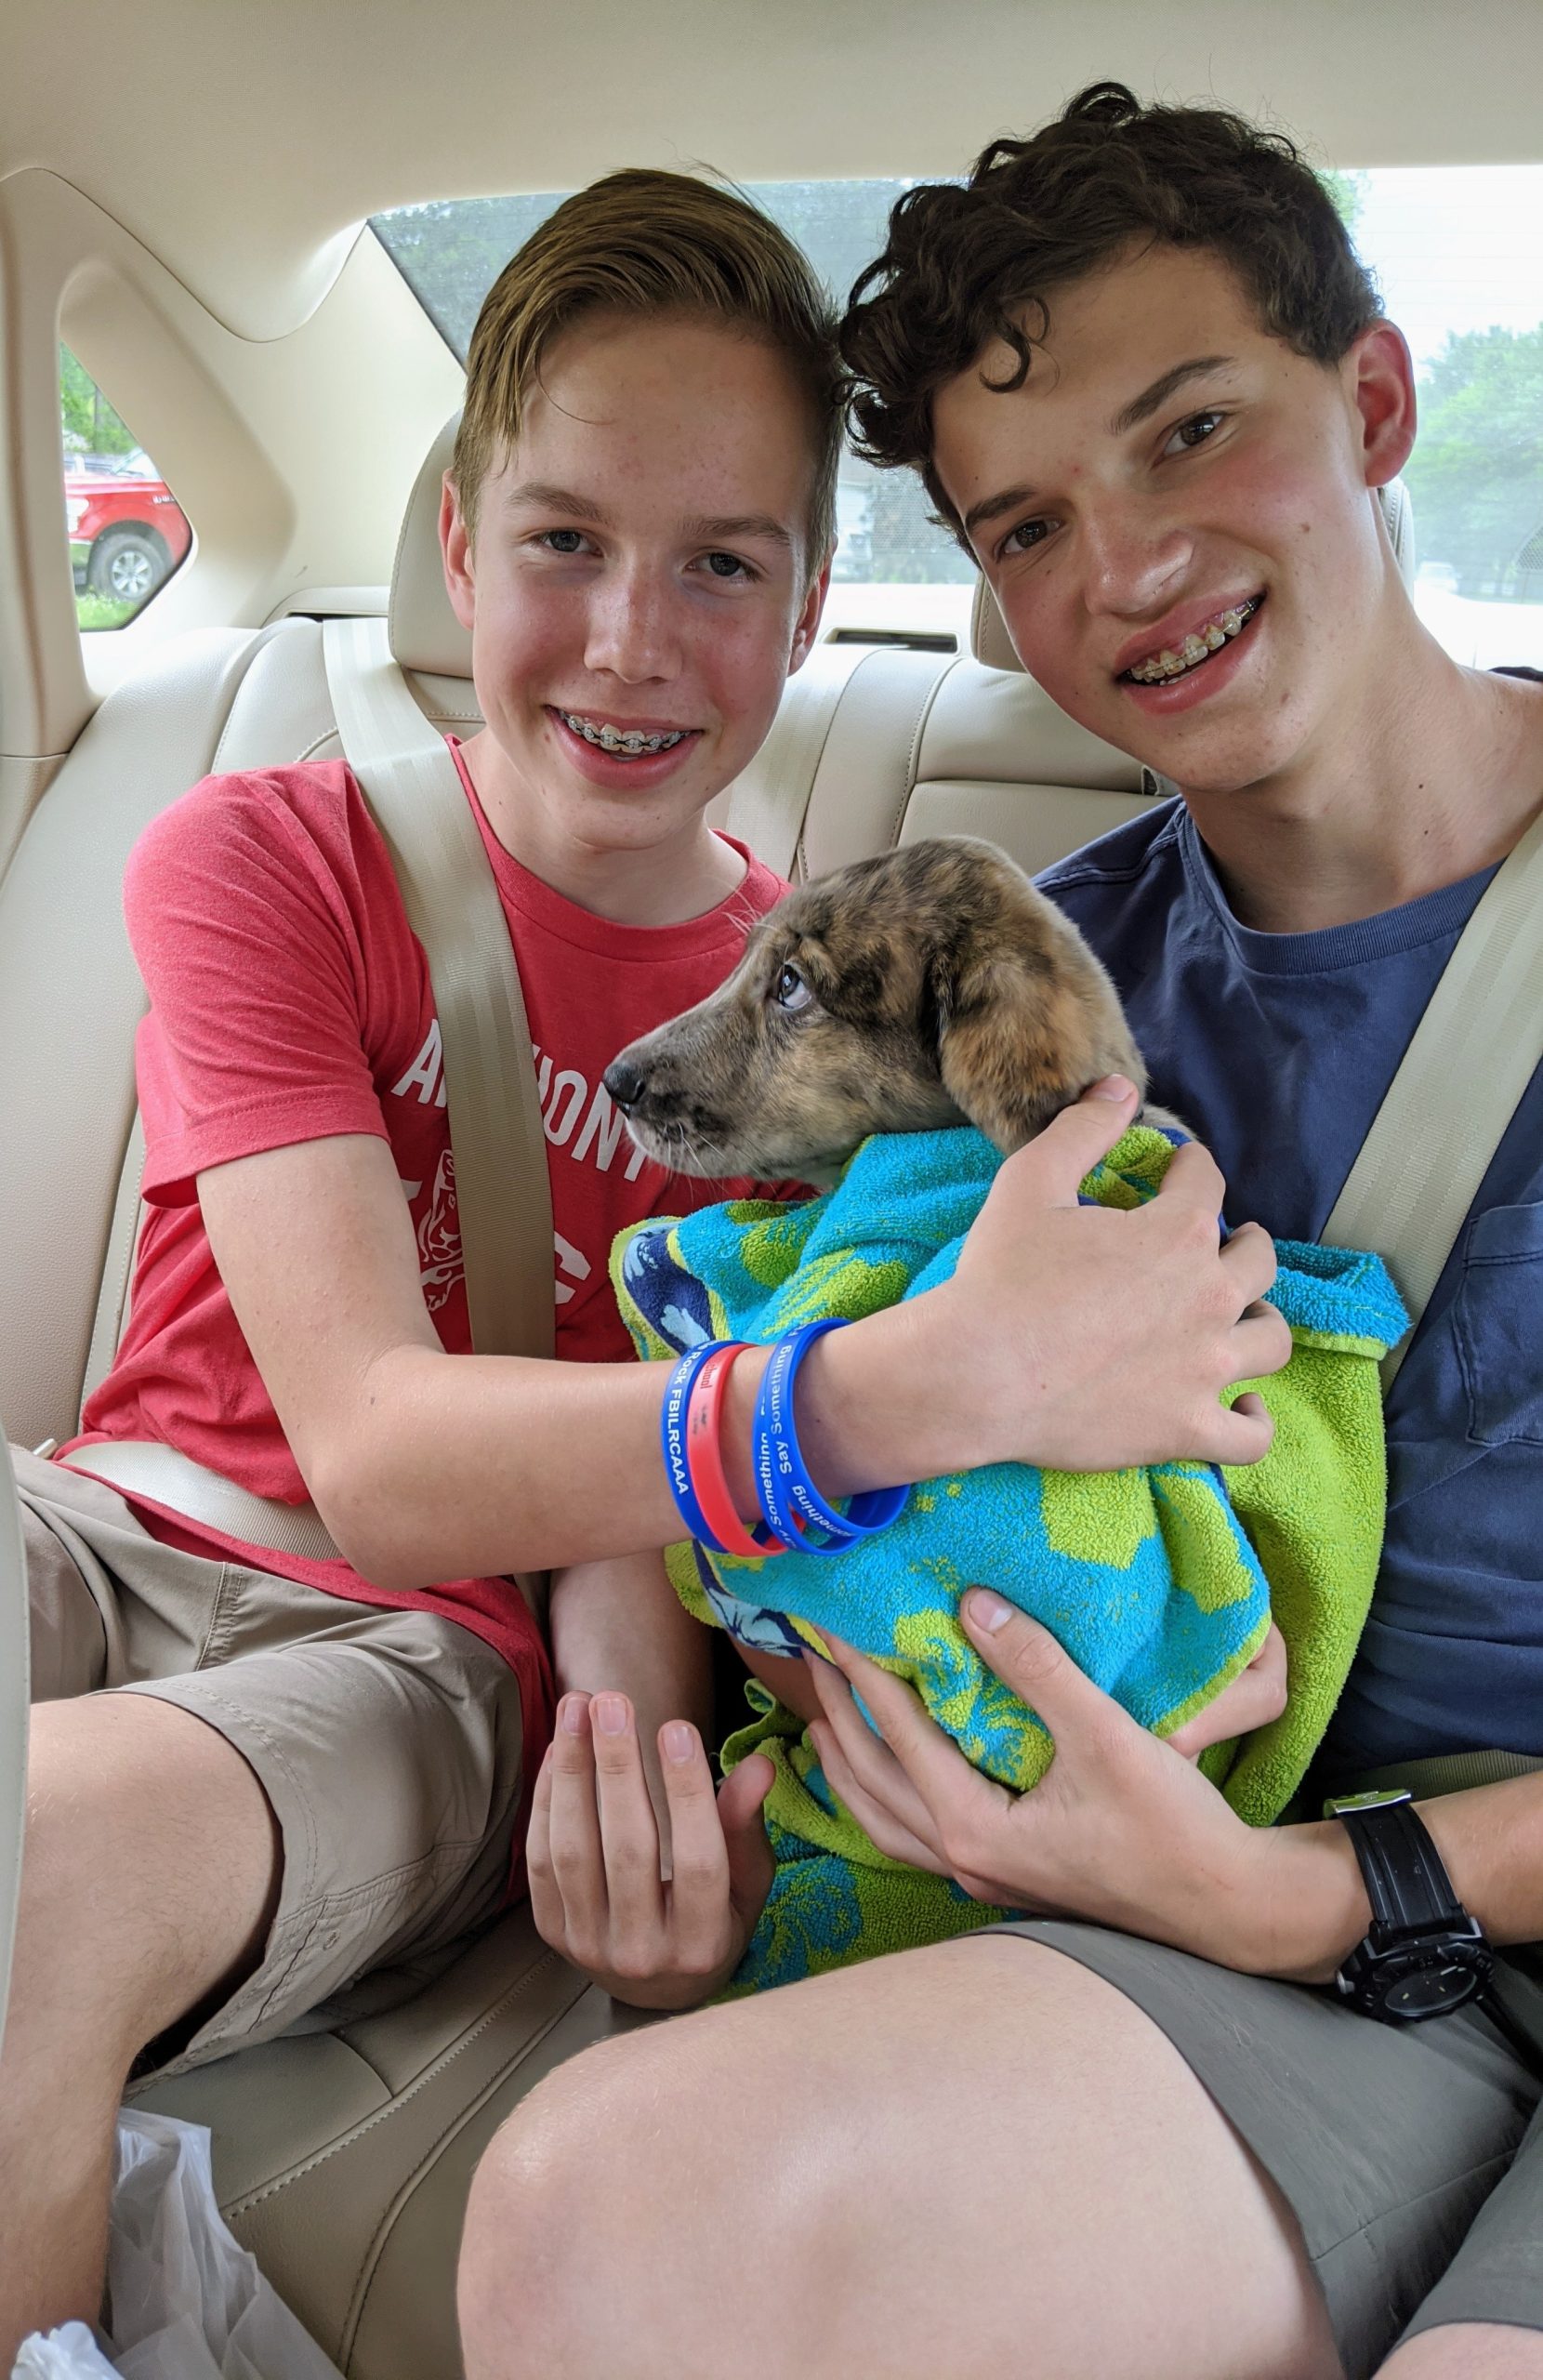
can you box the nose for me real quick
[584,559,682,684]
[1081,499,1190,621]
[603,1055,647,1111]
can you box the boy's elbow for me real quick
[308,1432,431,1596]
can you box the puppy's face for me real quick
[605,839,1147,1179]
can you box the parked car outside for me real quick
[62,448,191,609]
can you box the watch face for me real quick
[1384,1961,1484,2017]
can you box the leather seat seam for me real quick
[336,1981,598,2360]
[883,654,959,853]
[219,1946,588,2219]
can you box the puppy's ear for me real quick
[930,903,1145,1154]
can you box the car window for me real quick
[373,184,974,645]
[375,168,1543,666]
[59,347,193,630]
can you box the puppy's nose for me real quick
[603,1056,647,1112]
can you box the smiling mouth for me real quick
[553,707,693,759]
[1122,594,1264,686]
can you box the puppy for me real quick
[605,835,1162,1178]
[607,832,1282,1763]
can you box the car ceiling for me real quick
[5,0,1543,341]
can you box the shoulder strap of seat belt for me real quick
[723,641,874,879]
[1323,803,1543,1389]
[323,615,554,1360]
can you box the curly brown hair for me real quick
[840,83,1381,537]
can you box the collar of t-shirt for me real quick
[443,735,783,958]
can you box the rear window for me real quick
[373,182,972,644]
[59,347,193,630]
[375,167,1543,666]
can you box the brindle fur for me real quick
[606,838,1154,1180]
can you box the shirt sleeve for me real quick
[124,768,404,1203]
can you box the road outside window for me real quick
[375,168,1543,666]
[59,348,192,629]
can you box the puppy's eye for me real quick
[774,963,813,1013]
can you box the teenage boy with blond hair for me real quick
[458,91,1543,2380]
[1,163,1279,2360]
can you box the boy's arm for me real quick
[547,1553,717,1837]
[197,1090,1287,1587]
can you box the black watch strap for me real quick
[1328,1791,1467,1931]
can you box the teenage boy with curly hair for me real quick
[460,87,1543,2380]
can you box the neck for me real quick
[1180,611,1543,935]
[459,731,745,926]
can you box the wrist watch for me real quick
[1325,1788,1493,2020]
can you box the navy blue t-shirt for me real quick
[1040,799,1543,1783]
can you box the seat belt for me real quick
[1323,804,1543,1389]
[61,620,556,1582]
[724,641,874,878]
[322,615,554,1362]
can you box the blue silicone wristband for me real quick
[660,1341,782,1557]
[752,1318,910,1555]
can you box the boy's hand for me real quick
[805,1607,1364,1979]
[1165,1621,1288,1762]
[528,1692,774,2011]
[933,1078,1290,1474]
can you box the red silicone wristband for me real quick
[685,1342,784,1561]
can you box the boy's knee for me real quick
[459,2023,745,2375]
[459,2056,621,2377]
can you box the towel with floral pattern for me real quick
[612,1123,1406,1992]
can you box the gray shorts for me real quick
[17,1444,531,2079]
[986,1917,1543,2380]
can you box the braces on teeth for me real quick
[1127,599,1260,684]
[560,710,687,755]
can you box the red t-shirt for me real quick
[62,747,790,1748]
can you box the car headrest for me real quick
[969,477,1418,673]
[389,413,472,679]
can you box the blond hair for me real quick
[452,169,841,571]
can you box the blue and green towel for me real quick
[612,1124,1406,1993]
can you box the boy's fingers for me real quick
[807,1659,944,1853]
[1220,1220,1280,1308]
[525,1746,567,1949]
[957,1599,1116,1758]
[1153,1136,1227,1217]
[811,1723,950,1875]
[589,1693,665,1937]
[996,1078,1141,1210]
[658,1721,732,1939]
[716,1752,776,1924]
[1230,1306,1291,1382]
[546,1693,608,1938]
[1208,1390,1277,1466]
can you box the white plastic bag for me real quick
[12,2110,345,2380]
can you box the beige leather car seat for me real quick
[0,419,1415,2375]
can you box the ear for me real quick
[931,927,1145,1154]
[441,470,477,634]
[787,547,834,673]
[1347,321,1418,491]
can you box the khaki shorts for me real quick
[986,1918,1543,2380]
[16,1445,530,2080]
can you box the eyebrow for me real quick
[1108,354,1235,436]
[680,513,795,550]
[962,483,1041,539]
[501,480,609,523]
[961,354,1240,541]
